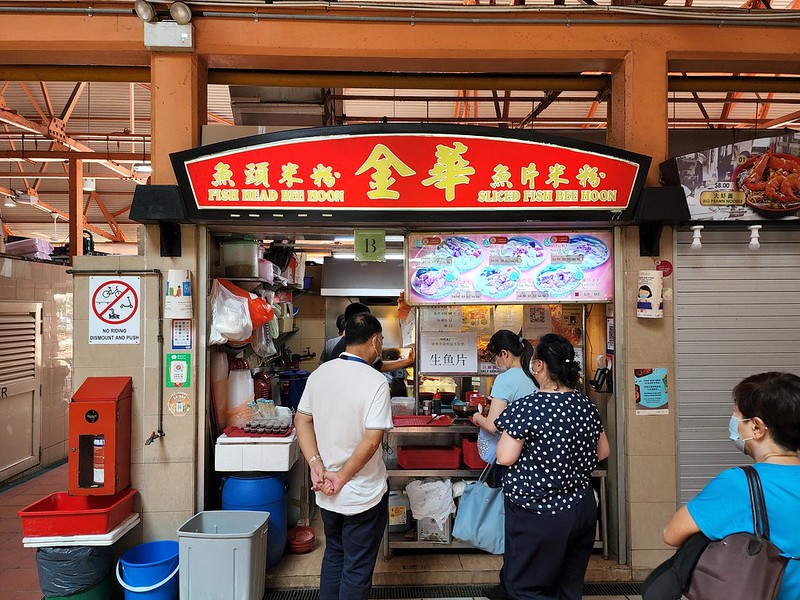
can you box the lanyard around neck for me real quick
[339,354,369,365]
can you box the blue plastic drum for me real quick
[221,473,288,568]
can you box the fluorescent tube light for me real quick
[333,235,405,243]
[333,252,404,260]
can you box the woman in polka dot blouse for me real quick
[493,333,610,600]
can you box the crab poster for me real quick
[660,132,800,221]
[406,231,613,305]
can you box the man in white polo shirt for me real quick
[295,312,392,600]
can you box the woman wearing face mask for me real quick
[491,333,610,600]
[663,372,800,600]
[471,329,537,464]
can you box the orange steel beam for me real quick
[2,13,800,74]
[112,204,131,218]
[59,82,86,124]
[0,150,149,161]
[0,105,132,178]
[720,91,743,122]
[207,112,234,126]
[761,108,800,129]
[582,100,600,129]
[757,92,774,120]
[90,191,127,242]
[19,82,49,123]
[0,172,128,180]
[40,82,55,119]
[1,123,33,190]
[28,195,118,243]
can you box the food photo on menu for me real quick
[407,232,613,305]
[660,131,800,221]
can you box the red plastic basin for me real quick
[397,445,461,470]
[18,488,137,537]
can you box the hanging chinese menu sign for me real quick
[419,332,479,374]
[171,124,649,223]
[406,231,613,305]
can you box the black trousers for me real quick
[319,491,388,600]
[500,489,597,600]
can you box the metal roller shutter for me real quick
[675,227,800,504]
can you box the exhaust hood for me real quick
[321,259,405,297]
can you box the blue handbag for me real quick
[477,428,499,463]
[452,462,505,554]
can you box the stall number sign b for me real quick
[354,229,386,262]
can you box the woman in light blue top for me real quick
[471,330,537,463]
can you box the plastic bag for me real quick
[209,279,252,344]
[36,546,113,597]
[252,324,277,358]
[217,278,274,329]
[404,478,456,528]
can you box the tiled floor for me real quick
[2,463,639,600]
[0,463,67,600]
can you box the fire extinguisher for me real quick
[92,436,105,486]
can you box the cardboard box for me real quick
[417,516,451,543]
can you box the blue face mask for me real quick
[729,415,752,454]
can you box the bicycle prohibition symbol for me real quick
[91,279,139,325]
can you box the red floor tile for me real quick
[0,464,68,598]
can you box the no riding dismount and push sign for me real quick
[89,277,141,344]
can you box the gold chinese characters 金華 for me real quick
[204,143,614,205]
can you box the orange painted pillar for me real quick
[150,53,207,185]
[608,46,668,185]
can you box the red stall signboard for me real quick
[174,126,646,217]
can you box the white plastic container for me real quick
[178,510,269,600]
[391,396,415,416]
[221,240,259,278]
[226,358,254,428]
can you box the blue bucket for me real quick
[116,540,179,600]
[222,473,288,568]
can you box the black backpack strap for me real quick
[741,465,770,541]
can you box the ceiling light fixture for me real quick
[4,197,14,208]
[13,189,39,204]
[133,163,152,174]
[134,0,157,23]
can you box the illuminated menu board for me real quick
[406,231,613,305]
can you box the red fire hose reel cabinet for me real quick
[68,377,132,496]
